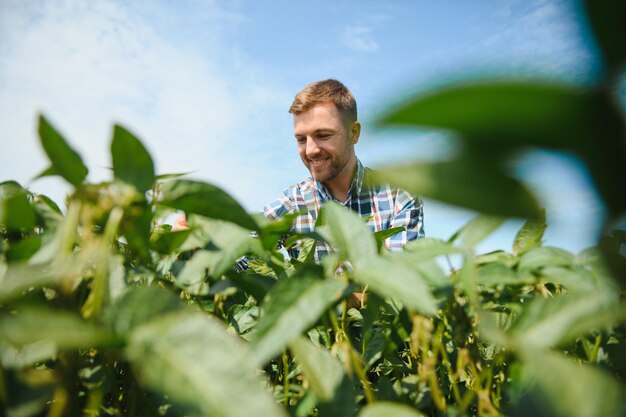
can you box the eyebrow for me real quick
[294,128,336,137]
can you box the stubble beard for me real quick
[307,152,351,184]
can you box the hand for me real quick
[347,292,368,309]
[171,213,189,231]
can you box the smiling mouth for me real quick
[309,158,330,167]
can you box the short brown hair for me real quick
[289,79,357,122]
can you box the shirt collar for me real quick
[313,158,365,202]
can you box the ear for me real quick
[350,121,361,145]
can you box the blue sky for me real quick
[0,0,609,254]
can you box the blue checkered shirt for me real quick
[263,159,424,262]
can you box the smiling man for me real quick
[264,79,424,261]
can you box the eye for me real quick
[295,136,306,144]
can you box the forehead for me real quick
[293,102,344,133]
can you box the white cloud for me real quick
[478,0,591,77]
[340,12,391,53]
[341,25,379,52]
[0,0,295,210]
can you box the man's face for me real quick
[294,102,359,184]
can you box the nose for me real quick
[305,137,320,157]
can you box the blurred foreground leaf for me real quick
[37,115,88,186]
[107,287,184,336]
[380,82,602,150]
[159,179,259,231]
[127,311,288,417]
[290,336,345,402]
[0,263,59,304]
[358,402,426,417]
[111,125,155,193]
[584,0,626,71]
[379,82,626,216]
[513,210,547,255]
[0,308,113,351]
[323,202,377,266]
[510,291,623,350]
[0,182,35,231]
[354,256,437,314]
[452,214,505,251]
[520,349,625,417]
[373,159,540,218]
[402,237,460,262]
[251,267,345,365]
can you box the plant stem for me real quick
[328,309,375,404]
[282,352,290,404]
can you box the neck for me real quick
[324,156,357,202]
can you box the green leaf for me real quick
[453,214,505,251]
[0,192,36,231]
[32,194,63,230]
[173,250,214,294]
[159,179,259,231]
[149,228,192,254]
[513,209,547,256]
[538,266,598,293]
[290,336,345,401]
[228,272,275,302]
[510,291,624,350]
[358,402,426,417]
[227,304,259,335]
[0,180,24,198]
[386,252,451,288]
[518,246,575,273]
[0,307,113,350]
[379,82,601,151]
[1,340,57,370]
[373,159,540,218]
[6,235,41,262]
[200,219,257,277]
[118,200,153,261]
[585,0,626,71]
[473,250,518,267]
[155,171,193,180]
[126,311,288,417]
[363,330,386,368]
[520,349,625,417]
[106,287,184,336]
[33,165,59,180]
[37,115,88,186]
[373,226,405,252]
[111,125,155,192]
[455,260,479,306]
[379,82,626,216]
[0,264,58,303]
[476,262,535,287]
[402,237,459,262]
[295,237,318,264]
[322,202,376,267]
[251,266,346,365]
[353,256,437,314]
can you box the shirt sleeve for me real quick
[385,190,425,251]
[263,189,295,220]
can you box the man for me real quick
[263,79,424,261]
[174,79,424,260]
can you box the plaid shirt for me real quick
[263,159,424,262]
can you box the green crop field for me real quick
[1,2,625,416]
